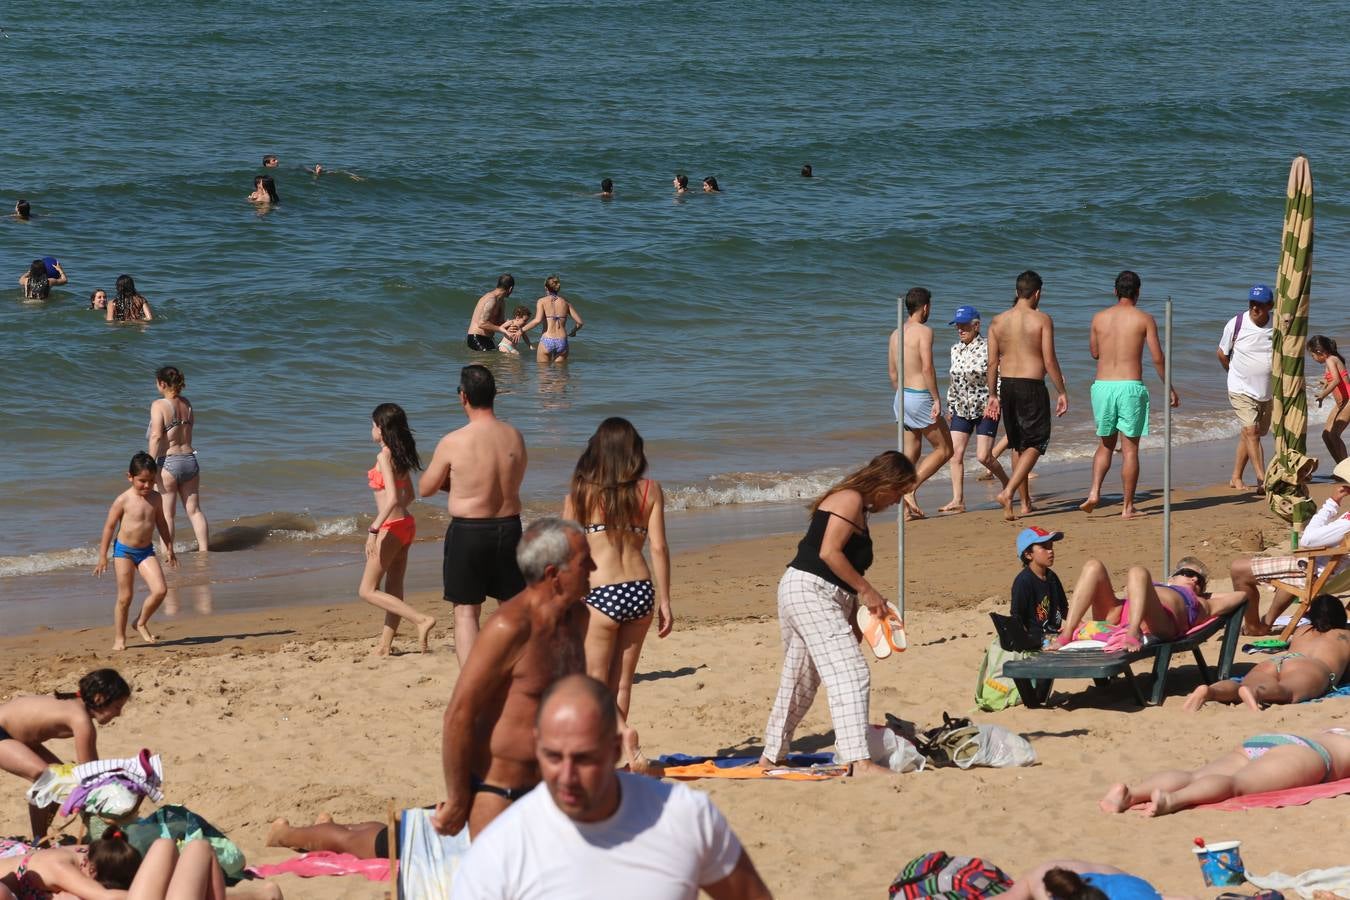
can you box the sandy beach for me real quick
[3,479,1347,899]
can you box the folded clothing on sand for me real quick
[248,852,390,882]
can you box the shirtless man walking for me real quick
[432,518,594,839]
[420,364,528,667]
[985,271,1068,521]
[889,287,952,519]
[1080,271,1179,518]
[466,274,519,352]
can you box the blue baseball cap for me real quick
[1016,526,1064,560]
[948,305,981,325]
[1248,284,1274,304]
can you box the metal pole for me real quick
[1163,296,1172,577]
[897,297,905,619]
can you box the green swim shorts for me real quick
[1091,380,1150,438]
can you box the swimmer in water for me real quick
[599,178,614,198]
[89,289,108,310]
[673,174,689,194]
[249,175,279,205]
[702,176,721,193]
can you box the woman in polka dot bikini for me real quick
[564,417,673,767]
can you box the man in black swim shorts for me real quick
[465,274,518,352]
[419,364,529,667]
[1000,377,1052,455]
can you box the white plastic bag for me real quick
[27,765,78,808]
[866,724,927,773]
[955,724,1037,769]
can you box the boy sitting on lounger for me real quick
[1053,556,1248,652]
[1010,526,1068,649]
[1231,458,1350,635]
[1184,594,1350,711]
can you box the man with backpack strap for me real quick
[1217,284,1275,492]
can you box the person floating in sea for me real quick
[94,453,177,650]
[304,162,364,181]
[888,287,952,520]
[248,175,279,205]
[1080,271,1178,519]
[432,518,593,839]
[800,164,813,177]
[598,178,614,198]
[89,288,108,310]
[0,669,131,840]
[1309,334,1350,464]
[984,270,1068,521]
[702,176,721,193]
[13,198,31,220]
[940,305,1008,513]
[1217,285,1275,492]
[19,258,65,300]
[465,274,519,352]
[361,403,436,655]
[673,174,690,195]
[262,154,279,168]
[522,275,583,364]
[419,365,528,667]
[107,273,153,322]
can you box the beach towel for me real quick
[1196,776,1350,811]
[247,851,390,882]
[655,752,833,768]
[889,852,1013,899]
[661,761,844,780]
[1248,866,1350,899]
[0,839,28,860]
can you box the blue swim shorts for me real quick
[113,540,155,566]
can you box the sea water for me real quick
[3,1,1350,620]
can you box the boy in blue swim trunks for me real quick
[888,287,952,520]
[94,453,177,651]
[1080,271,1179,519]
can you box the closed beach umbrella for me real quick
[1265,154,1316,526]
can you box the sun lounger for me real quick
[995,605,1243,707]
[1269,535,1350,641]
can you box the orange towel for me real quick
[661,761,843,781]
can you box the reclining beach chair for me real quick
[1271,536,1350,641]
[994,605,1244,708]
[386,804,470,900]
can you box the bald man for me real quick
[452,674,773,900]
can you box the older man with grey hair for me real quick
[433,517,595,840]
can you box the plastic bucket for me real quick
[1193,841,1245,886]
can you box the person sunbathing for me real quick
[1184,594,1349,711]
[265,812,392,860]
[1053,556,1248,651]
[1100,726,1350,816]
[1004,860,1171,900]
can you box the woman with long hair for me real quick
[361,403,435,655]
[563,418,671,764]
[147,366,209,552]
[107,274,153,322]
[760,450,916,776]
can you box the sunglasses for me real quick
[1173,567,1207,589]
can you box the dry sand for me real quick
[2,481,1347,899]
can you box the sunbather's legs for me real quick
[1182,678,1245,712]
[1148,743,1328,815]
[1055,559,1120,646]
[266,818,384,859]
[1123,567,1184,641]
[1099,749,1247,813]
[129,838,178,899]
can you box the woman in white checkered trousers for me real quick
[564,417,672,769]
[760,450,916,775]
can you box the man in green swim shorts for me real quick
[1080,271,1178,519]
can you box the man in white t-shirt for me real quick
[451,675,772,900]
[1216,284,1275,491]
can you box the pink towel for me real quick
[246,851,391,882]
[1197,776,1350,811]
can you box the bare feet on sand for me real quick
[996,491,1016,521]
[1183,685,1210,712]
[1229,478,1247,490]
[135,621,158,644]
[903,495,925,521]
[315,812,334,824]
[417,616,437,653]
[112,638,127,651]
[1120,505,1140,520]
[265,818,290,847]
[1079,496,1098,513]
[1144,787,1174,817]
[938,501,964,513]
[1099,783,1131,813]
[1238,684,1263,711]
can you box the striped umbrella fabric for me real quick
[1266,154,1316,525]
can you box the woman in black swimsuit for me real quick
[759,450,915,776]
[563,418,671,768]
[107,274,153,322]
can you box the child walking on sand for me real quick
[1309,335,1350,463]
[361,404,436,655]
[0,668,131,839]
[497,305,534,355]
[95,453,177,650]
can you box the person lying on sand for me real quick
[0,669,130,840]
[1100,726,1350,816]
[1003,860,1174,900]
[1185,594,1350,711]
[267,812,392,860]
[1053,556,1247,652]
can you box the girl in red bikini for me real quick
[1310,335,1350,463]
[360,404,436,656]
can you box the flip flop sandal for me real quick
[856,606,893,659]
